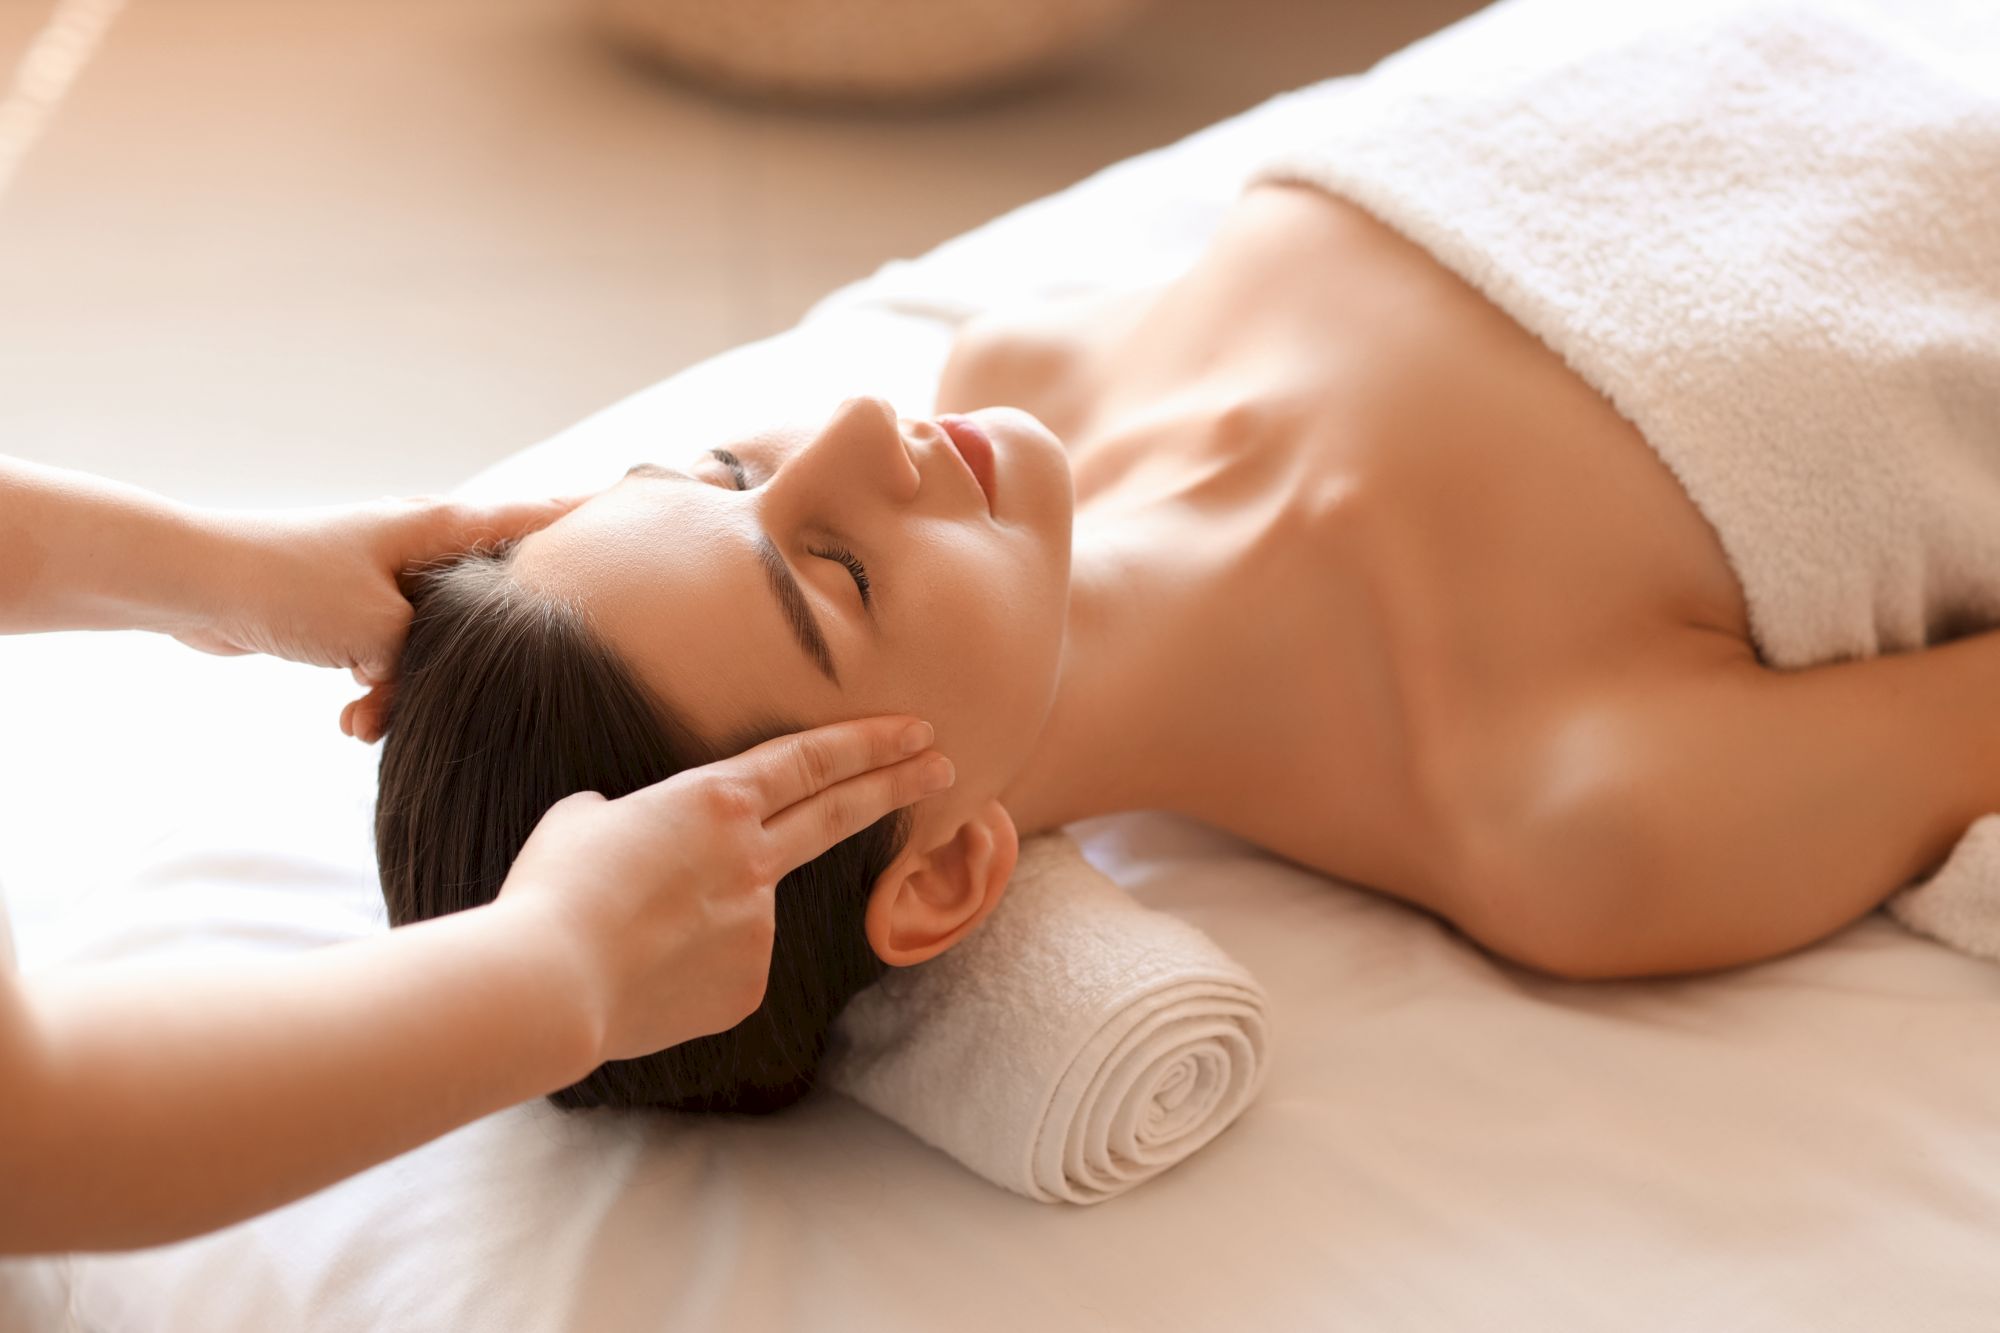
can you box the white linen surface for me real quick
[3,58,2000,1333]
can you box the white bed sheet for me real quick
[5,69,2000,1332]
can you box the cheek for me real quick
[905,526,1059,665]
[895,534,1065,782]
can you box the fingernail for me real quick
[900,721,934,755]
[921,755,955,790]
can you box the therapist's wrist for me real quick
[52,489,240,639]
[479,893,613,1086]
[0,456,243,638]
[167,502,241,620]
[141,504,263,638]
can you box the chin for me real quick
[980,404,1076,541]
[986,403,1068,462]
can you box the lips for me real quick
[938,414,997,513]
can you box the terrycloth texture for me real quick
[1888,820,2000,961]
[820,832,1271,1204]
[1245,0,2000,959]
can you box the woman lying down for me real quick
[374,0,2000,1114]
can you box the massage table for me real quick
[3,60,1999,1332]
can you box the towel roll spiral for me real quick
[823,832,1271,1204]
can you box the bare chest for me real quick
[935,184,1753,910]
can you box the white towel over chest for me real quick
[1249,0,2000,672]
[1248,0,2000,958]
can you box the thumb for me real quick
[449,493,593,547]
[354,655,398,687]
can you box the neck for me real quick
[998,505,1223,838]
[993,366,1289,841]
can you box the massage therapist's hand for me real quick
[0,458,580,703]
[494,715,957,1062]
[167,494,585,735]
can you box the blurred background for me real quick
[0,0,1482,508]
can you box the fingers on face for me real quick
[760,749,955,872]
[455,495,591,546]
[743,716,934,814]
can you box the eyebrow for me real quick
[755,535,839,686]
[623,457,839,686]
[623,461,691,483]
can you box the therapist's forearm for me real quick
[0,455,227,636]
[0,900,603,1255]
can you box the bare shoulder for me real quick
[1414,621,1762,878]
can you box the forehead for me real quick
[509,474,805,735]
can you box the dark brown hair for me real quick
[373,543,909,1115]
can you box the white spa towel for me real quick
[820,832,1271,1205]
[1244,0,2000,959]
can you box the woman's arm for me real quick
[1445,630,2000,982]
[0,713,952,1256]
[0,455,225,637]
[0,897,600,1254]
[0,453,581,738]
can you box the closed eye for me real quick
[811,543,871,608]
[713,448,752,491]
[710,448,873,610]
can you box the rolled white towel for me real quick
[1887,817,2000,964]
[821,832,1271,1204]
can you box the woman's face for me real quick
[510,395,1075,846]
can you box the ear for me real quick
[863,798,1020,967]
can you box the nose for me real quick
[773,395,922,505]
